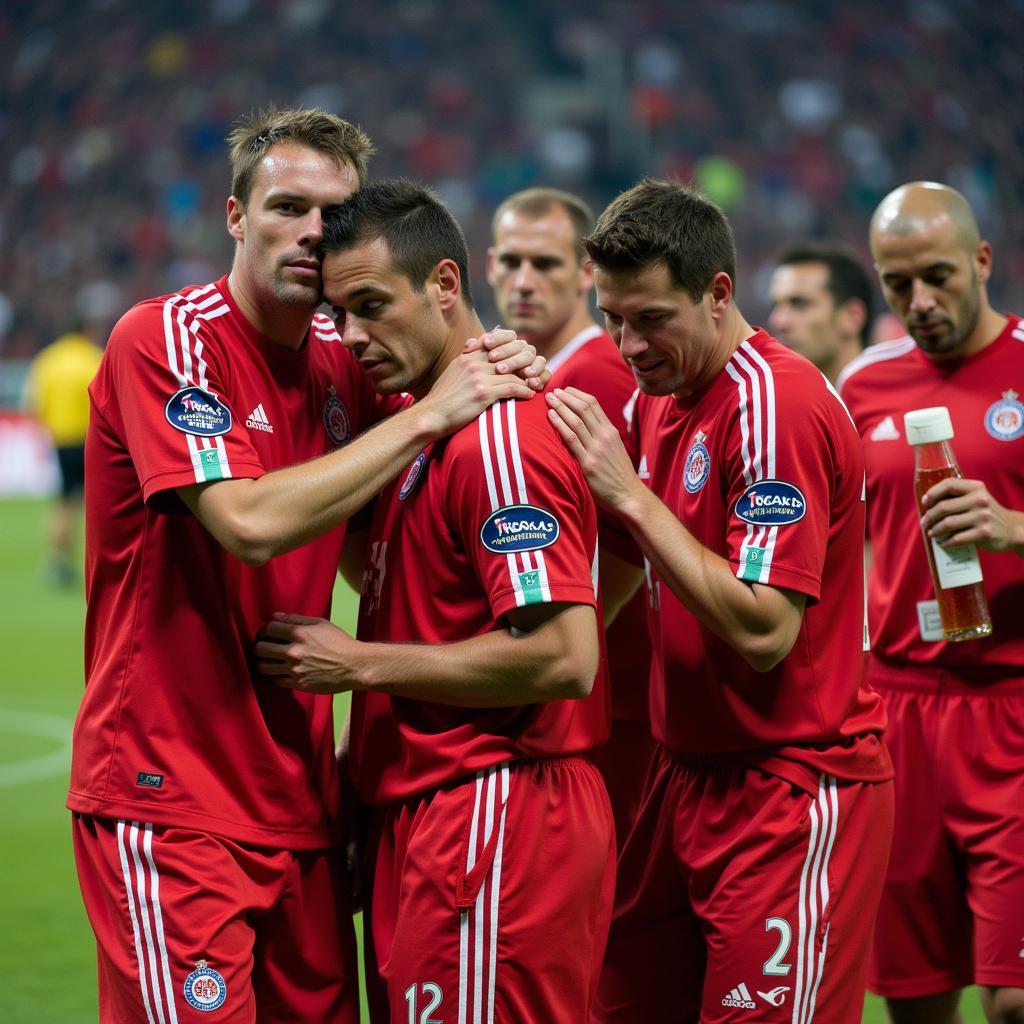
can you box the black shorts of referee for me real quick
[55,445,86,498]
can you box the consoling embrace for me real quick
[69,104,1024,1024]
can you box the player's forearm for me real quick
[335,707,352,762]
[617,486,801,671]
[1008,510,1024,557]
[354,608,600,707]
[599,548,645,627]
[185,403,443,566]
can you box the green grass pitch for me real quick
[0,497,985,1022]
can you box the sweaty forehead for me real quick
[594,262,679,310]
[252,143,358,203]
[872,219,963,275]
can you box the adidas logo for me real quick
[870,415,900,441]
[638,454,651,479]
[722,982,757,1010]
[246,403,274,433]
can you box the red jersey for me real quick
[548,326,650,725]
[349,395,609,806]
[631,330,890,790]
[838,315,1024,684]
[69,277,387,849]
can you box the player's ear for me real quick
[227,196,245,242]
[433,259,462,313]
[837,298,868,340]
[707,271,734,318]
[973,240,993,286]
[578,256,595,296]
[485,247,499,287]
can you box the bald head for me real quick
[870,181,979,256]
[869,180,1002,361]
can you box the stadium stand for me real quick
[1,0,1020,358]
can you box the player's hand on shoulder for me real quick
[255,613,363,693]
[545,387,644,516]
[417,343,536,439]
[921,477,1024,554]
[468,327,549,391]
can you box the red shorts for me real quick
[596,745,894,1024]
[363,757,615,1024]
[72,814,359,1023]
[589,719,657,851]
[868,680,1024,997]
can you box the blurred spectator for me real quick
[21,319,103,585]
[0,0,1020,361]
[768,241,874,383]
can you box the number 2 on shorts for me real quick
[763,917,793,976]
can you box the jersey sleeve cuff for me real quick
[731,560,822,602]
[142,463,265,506]
[490,581,599,620]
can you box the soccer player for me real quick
[547,179,894,1023]
[839,181,1024,1024]
[22,319,104,585]
[68,108,544,1024]
[768,241,873,385]
[488,186,652,845]
[256,180,615,1023]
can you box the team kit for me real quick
[67,109,1024,1023]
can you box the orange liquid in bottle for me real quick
[914,465,993,641]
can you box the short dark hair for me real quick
[775,242,874,344]
[585,179,737,301]
[321,180,474,307]
[227,106,374,206]
[492,188,594,263]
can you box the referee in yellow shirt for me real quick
[23,323,103,586]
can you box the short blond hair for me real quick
[491,188,594,262]
[227,106,374,205]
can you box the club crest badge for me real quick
[684,430,711,494]
[399,452,426,500]
[323,385,350,446]
[984,389,1024,441]
[165,387,232,437]
[183,960,227,1012]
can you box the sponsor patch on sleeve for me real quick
[734,480,806,526]
[165,387,232,437]
[480,504,560,554]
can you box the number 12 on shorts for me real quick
[405,982,443,1024]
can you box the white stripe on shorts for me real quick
[117,820,179,1024]
[458,765,511,1024]
[792,775,839,1024]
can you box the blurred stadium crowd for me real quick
[1,0,1022,360]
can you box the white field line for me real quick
[0,708,73,786]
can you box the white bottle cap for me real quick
[904,406,954,445]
